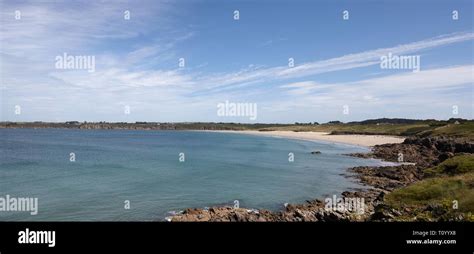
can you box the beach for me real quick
[212,130,406,147]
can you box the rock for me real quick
[234,212,247,222]
[374,191,385,202]
[349,164,421,191]
[315,209,350,222]
[370,204,398,221]
[438,152,454,162]
[425,204,448,217]
[345,153,373,159]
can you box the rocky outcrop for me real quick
[171,198,367,222]
[171,207,278,222]
[349,136,474,168]
[403,136,474,153]
[348,165,422,191]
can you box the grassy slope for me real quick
[258,122,474,138]
[426,122,474,138]
[260,123,430,134]
[424,154,474,177]
[384,155,474,221]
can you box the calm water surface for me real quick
[0,128,388,221]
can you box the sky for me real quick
[0,0,473,123]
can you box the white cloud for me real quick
[1,1,472,122]
[281,65,473,95]
[277,65,473,117]
[194,32,474,94]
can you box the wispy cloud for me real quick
[192,32,473,94]
[276,65,473,117]
[1,1,472,122]
[281,65,473,97]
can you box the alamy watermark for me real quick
[217,100,257,120]
[233,10,240,20]
[14,105,21,115]
[0,195,38,215]
[18,228,55,247]
[325,195,365,215]
[55,52,95,72]
[380,53,420,72]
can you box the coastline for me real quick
[207,130,406,147]
[1,126,471,221]
[170,130,406,222]
[171,135,473,222]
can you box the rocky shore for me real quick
[170,136,474,222]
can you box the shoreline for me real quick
[2,127,406,147]
[170,136,473,222]
[169,131,406,222]
[207,130,406,147]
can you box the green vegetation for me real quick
[426,122,474,138]
[384,155,474,221]
[385,172,474,221]
[260,123,432,135]
[260,120,474,139]
[2,118,473,139]
[424,154,474,177]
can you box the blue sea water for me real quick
[0,128,388,221]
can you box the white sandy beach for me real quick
[214,130,405,147]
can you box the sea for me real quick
[0,128,391,221]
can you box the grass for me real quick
[259,123,431,135]
[424,154,474,177]
[257,121,474,139]
[385,172,474,219]
[426,122,474,139]
[384,155,474,221]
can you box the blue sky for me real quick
[1,0,473,123]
